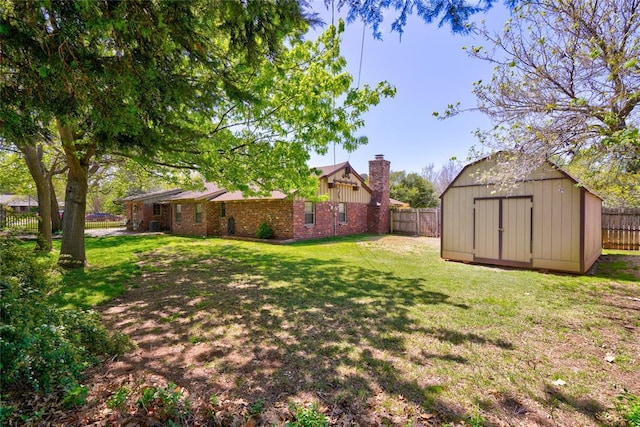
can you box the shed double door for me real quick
[474,197,532,266]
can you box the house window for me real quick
[221,202,226,217]
[304,202,315,225]
[338,202,347,223]
[195,203,203,223]
[152,203,161,216]
[175,204,182,223]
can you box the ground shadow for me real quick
[67,237,520,425]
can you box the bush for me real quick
[0,237,133,395]
[255,223,274,239]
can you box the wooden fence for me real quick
[390,208,440,237]
[602,207,640,250]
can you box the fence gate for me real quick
[390,208,440,237]
[602,207,640,250]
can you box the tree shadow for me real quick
[78,237,516,424]
[543,385,608,423]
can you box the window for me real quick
[175,204,182,223]
[195,203,203,223]
[152,203,161,216]
[338,202,347,223]
[221,202,226,217]
[304,202,315,225]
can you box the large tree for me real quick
[464,0,640,196]
[390,170,438,208]
[1,1,393,267]
[421,159,463,196]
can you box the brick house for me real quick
[123,155,392,240]
[121,188,184,231]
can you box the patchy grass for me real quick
[49,234,638,425]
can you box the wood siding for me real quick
[441,158,601,274]
[319,177,371,204]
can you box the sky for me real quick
[307,2,512,175]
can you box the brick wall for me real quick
[126,201,172,231]
[171,202,208,236]
[293,201,369,240]
[206,202,222,236]
[218,200,294,239]
[367,155,391,234]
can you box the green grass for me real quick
[54,234,639,425]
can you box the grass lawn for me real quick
[54,234,639,426]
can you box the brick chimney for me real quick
[367,154,390,234]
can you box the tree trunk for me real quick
[57,121,94,268]
[49,178,62,233]
[20,144,53,252]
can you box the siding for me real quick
[583,191,602,271]
[442,157,600,274]
[319,178,371,204]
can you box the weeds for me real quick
[136,382,191,424]
[106,387,130,410]
[617,391,640,427]
[286,402,328,427]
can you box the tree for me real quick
[390,170,438,208]
[0,141,66,249]
[421,159,463,196]
[331,0,514,37]
[463,0,640,196]
[564,150,640,207]
[1,1,393,267]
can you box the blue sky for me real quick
[308,3,512,175]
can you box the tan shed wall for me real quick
[582,191,602,272]
[442,160,589,273]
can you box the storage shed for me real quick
[440,155,602,274]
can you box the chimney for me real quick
[367,154,391,234]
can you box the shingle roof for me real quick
[120,189,184,202]
[0,194,37,206]
[163,182,226,201]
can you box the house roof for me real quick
[164,182,226,202]
[124,161,385,204]
[315,161,350,178]
[0,194,37,206]
[390,198,409,207]
[440,153,602,200]
[121,188,184,202]
[214,190,288,202]
[314,161,371,192]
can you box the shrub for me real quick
[256,223,274,239]
[0,237,133,395]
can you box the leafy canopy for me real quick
[462,0,640,201]
[390,170,438,207]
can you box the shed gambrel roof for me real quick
[440,153,602,200]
